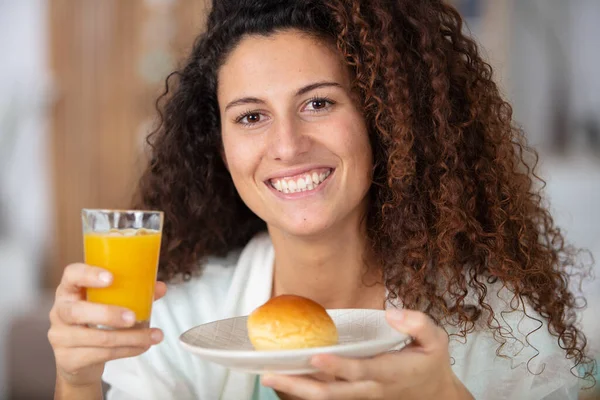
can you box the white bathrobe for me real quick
[102,232,580,400]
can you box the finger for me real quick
[48,325,163,348]
[313,351,424,384]
[56,346,151,376]
[56,263,113,299]
[309,371,338,383]
[261,375,383,400]
[311,354,371,381]
[56,300,137,328]
[154,281,167,300]
[385,309,446,351]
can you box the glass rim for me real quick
[81,208,163,215]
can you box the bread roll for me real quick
[247,294,339,350]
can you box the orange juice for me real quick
[84,229,162,324]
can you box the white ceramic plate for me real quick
[179,309,412,375]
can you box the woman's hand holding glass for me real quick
[48,263,166,388]
[261,309,474,400]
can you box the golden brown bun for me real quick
[247,294,339,351]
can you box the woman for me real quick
[48,0,595,399]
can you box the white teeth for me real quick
[297,178,306,190]
[288,180,297,192]
[270,169,332,194]
[312,172,319,184]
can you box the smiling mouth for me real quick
[268,168,333,194]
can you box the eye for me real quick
[303,97,335,113]
[235,111,264,126]
[308,99,328,110]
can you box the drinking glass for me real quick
[82,209,163,329]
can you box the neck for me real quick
[268,216,386,310]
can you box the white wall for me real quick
[506,0,600,363]
[541,156,600,359]
[0,0,52,398]
[470,0,600,369]
[509,0,600,152]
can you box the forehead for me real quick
[217,30,349,98]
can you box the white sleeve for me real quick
[105,386,143,400]
[539,385,579,400]
[450,284,581,400]
[100,294,204,400]
[527,347,580,400]
[102,350,198,400]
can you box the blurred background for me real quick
[0,0,598,399]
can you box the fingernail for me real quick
[122,311,135,324]
[98,272,112,284]
[151,330,163,343]
[386,309,405,322]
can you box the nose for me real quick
[266,118,311,161]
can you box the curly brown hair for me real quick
[135,0,595,383]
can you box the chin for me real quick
[272,216,335,238]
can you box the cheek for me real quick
[222,137,246,180]
[340,124,373,195]
[222,135,261,187]
[330,119,372,171]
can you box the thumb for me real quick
[385,309,445,351]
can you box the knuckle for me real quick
[412,313,428,327]
[49,306,59,323]
[55,350,79,375]
[91,304,116,325]
[47,328,58,346]
[64,263,82,279]
[65,263,93,286]
[96,305,112,323]
[105,347,120,360]
[97,331,115,347]
[108,346,145,361]
[347,361,367,380]
[54,303,70,323]
[64,302,79,323]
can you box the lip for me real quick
[265,168,335,200]
[264,165,335,182]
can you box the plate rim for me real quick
[178,308,411,359]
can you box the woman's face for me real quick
[218,30,372,238]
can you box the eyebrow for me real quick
[224,81,342,111]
